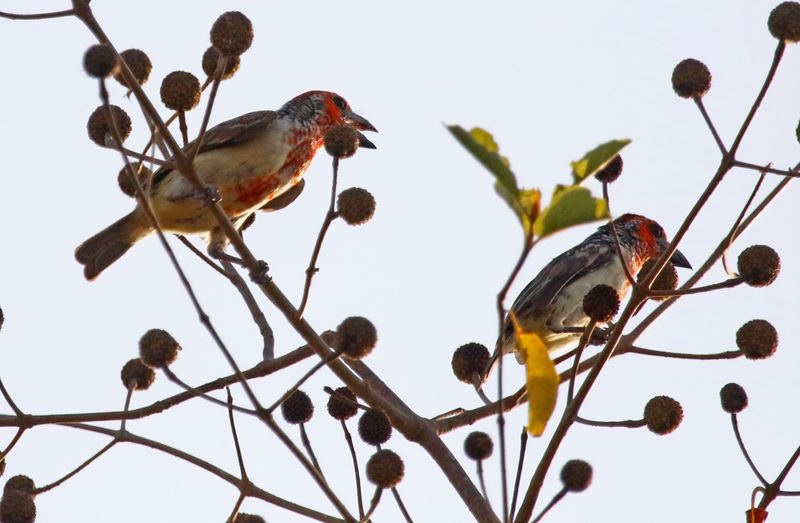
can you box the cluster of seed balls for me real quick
[82,11,254,196]
[278,317,404,489]
[120,328,181,392]
[323,126,377,226]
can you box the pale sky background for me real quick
[1,1,799,522]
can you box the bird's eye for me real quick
[649,223,664,238]
[332,96,347,110]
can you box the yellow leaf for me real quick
[511,315,558,437]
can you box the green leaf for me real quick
[570,139,631,184]
[533,185,610,238]
[511,321,558,437]
[447,125,519,197]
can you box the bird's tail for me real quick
[75,212,144,280]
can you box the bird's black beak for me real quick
[345,111,377,133]
[670,249,692,270]
[357,131,377,149]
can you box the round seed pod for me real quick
[0,490,35,523]
[643,396,683,435]
[337,187,375,226]
[736,319,778,360]
[117,165,152,197]
[324,125,360,159]
[114,49,152,87]
[671,58,711,99]
[768,2,800,41]
[737,245,780,287]
[327,387,358,421]
[451,343,490,384]
[638,260,679,301]
[160,71,201,112]
[3,476,33,495]
[83,44,119,78]
[201,46,240,80]
[120,358,156,391]
[720,383,748,414]
[366,449,404,488]
[595,155,623,184]
[210,11,254,56]
[87,105,132,146]
[139,329,180,368]
[560,459,593,492]
[464,431,493,461]
[281,390,314,425]
[358,408,392,446]
[582,284,620,323]
[337,317,377,360]
[234,514,266,523]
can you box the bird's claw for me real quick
[590,326,611,346]
[201,186,221,207]
[249,260,271,284]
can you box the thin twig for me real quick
[732,414,768,487]
[509,427,528,521]
[0,9,74,20]
[164,368,257,416]
[178,111,189,148]
[646,277,743,298]
[175,234,229,278]
[722,170,767,275]
[341,419,365,519]
[298,157,341,318]
[530,488,567,523]
[226,493,247,523]
[0,379,23,417]
[100,145,172,167]
[300,423,325,478]
[568,323,595,404]
[120,386,134,433]
[729,41,786,154]
[762,443,800,509]
[0,428,25,460]
[34,439,117,494]
[189,55,226,161]
[391,486,414,523]
[573,416,646,428]
[624,346,741,360]
[694,97,728,155]
[734,160,797,178]
[362,487,383,522]
[477,460,490,504]
[227,388,248,480]
[267,351,342,413]
[220,260,275,360]
[605,186,636,286]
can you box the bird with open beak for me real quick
[76,90,377,280]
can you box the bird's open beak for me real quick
[670,249,692,270]
[357,131,377,149]
[345,111,377,133]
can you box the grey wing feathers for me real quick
[151,111,278,187]
[503,242,614,339]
